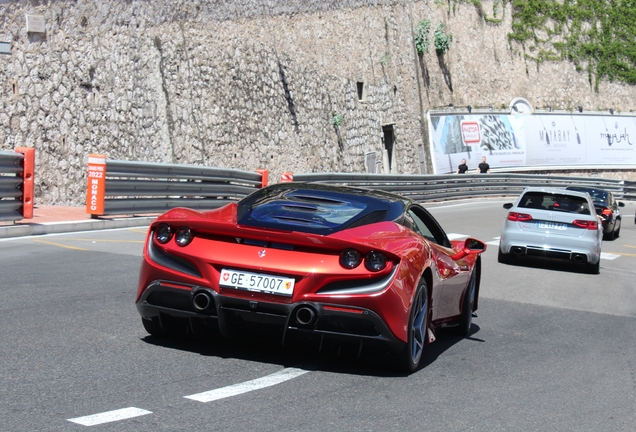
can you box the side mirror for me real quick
[618,202,625,207]
[503,203,513,209]
[450,238,487,261]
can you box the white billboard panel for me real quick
[428,113,636,173]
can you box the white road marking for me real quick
[67,407,152,426]
[184,367,309,403]
[447,233,470,240]
[601,252,620,260]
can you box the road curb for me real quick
[0,217,156,239]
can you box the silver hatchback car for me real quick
[499,187,603,274]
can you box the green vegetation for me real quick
[506,0,636,90]
[414,1,636,90]
[414,19,454,56]
[434,22,453,54]
[414,19,431,55]
[332,113,344,129]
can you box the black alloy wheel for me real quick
[457,269,477,336]
[397,279,429,372]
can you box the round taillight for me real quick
[155,224,172,244]
[365,251,387,272]
[175,227,193,247]
[340,248,362,269]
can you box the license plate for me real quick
[536,221,567,231]
[219,269,295,296]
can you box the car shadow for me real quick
[499,256,597,274]
[140,323,483,377]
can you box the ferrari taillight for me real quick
[339,249,388,272]
[507,212,532,222]
[365,251,387,272]
[155,224,172,244]
[175,227,194,247]
[573,220,599,230]
[340,249,362,269]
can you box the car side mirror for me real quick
[503,203,513,209]
[618,201,625,207]
[450,238,487,261]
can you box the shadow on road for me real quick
[499,256,599,274]
[140,322,483,377]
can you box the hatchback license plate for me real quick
[537,221,567,231]
[219,269,295,296]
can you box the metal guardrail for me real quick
[624,181,636,201]
[0,149,34,222]
[291,172,626,202]
[0,151,24,222]
[90,158,267,217]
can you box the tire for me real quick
[614,219,621,239]
[498,247,511,264]
[396,279,429,373]
[586,259,600,275]
[457,270,477,336]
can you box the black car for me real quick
[566,186,625,240]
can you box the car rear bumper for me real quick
[500,231,601,264]
[136,279,405,352]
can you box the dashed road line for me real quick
[184,367,310,403]
[64,367,310,426]
[67,407,152,426]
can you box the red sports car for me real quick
[136,183,486,371]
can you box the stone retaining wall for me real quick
[1,0,634,205]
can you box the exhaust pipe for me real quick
[572,254,586,263]
[512,246,525,255]
[193,291,213,312]
[295,306,317,327]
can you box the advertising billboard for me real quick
[428,112,636,174]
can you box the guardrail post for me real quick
[256,169,268,188]
[15,147,34,219]
[280,172,293,183]
[85,154,106,217]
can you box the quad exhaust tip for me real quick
[193,291,214,312]
[295,306,317,327]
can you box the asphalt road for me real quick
[1,200,635,431]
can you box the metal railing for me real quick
[0,151,24,222]
[290,172,626,202]
[90,159,267,217]
[0,149,34,222]
[624,181,636,201]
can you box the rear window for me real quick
[567,187,609,205]
[519,192,591,215]
[237,185,404,235]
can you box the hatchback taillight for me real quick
[573,220,599,230]
[507,212,532,222]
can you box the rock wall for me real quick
[1,0,634,205]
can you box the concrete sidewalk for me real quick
[0,206,156,239]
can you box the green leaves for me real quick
[414,19,431,55]
[434,22,453,54]
[414,19,453,56]
[508,0,636,89]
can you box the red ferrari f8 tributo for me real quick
[136,183,486,371]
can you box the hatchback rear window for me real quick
[519,192,591,215]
